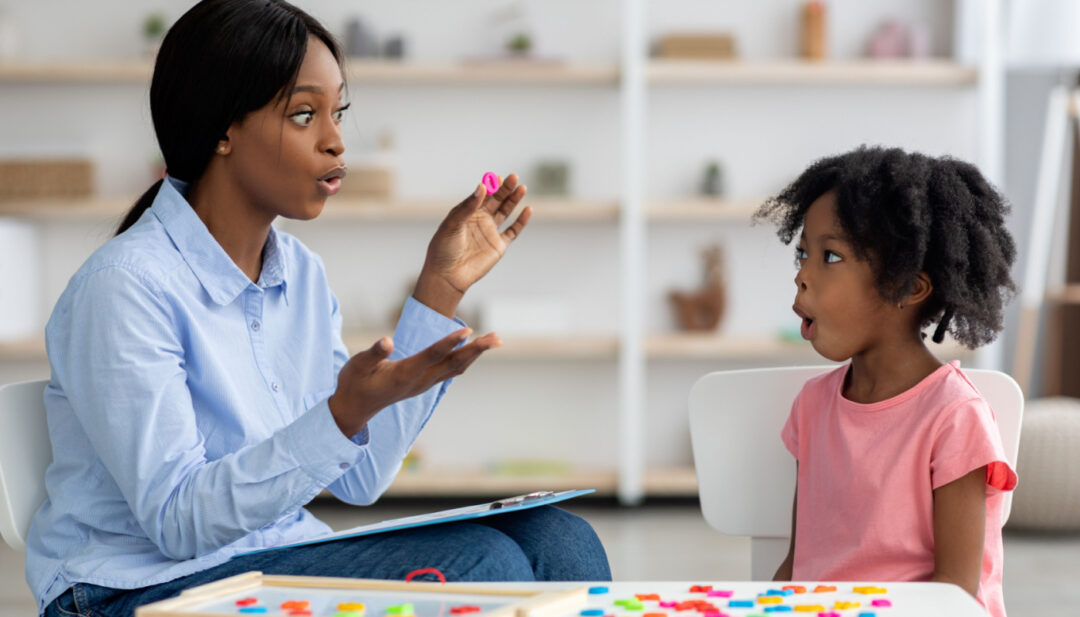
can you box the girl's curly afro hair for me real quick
[755,145,1016,349]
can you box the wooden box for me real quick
[0,158,94,200]
[655,34,737,59]
[135,571,586,617]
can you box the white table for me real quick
[135,573,987,617]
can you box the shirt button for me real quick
[251,321,260,330]
[271,382,280,391]
[339,462,350,470]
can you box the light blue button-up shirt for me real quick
[26,177,463,613]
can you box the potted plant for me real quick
[142,13,167,57]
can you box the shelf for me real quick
[0,60,152,83]
[646,333,975,362]
[319,198,618,222]
[647,198,761,222]
[0,59,619,86]
[343,332,619,360]
[647,334,819,360]
[0,332,974,364]
[381,466,698,498]
[1048,284,1080,305]
[0,196,618,223]
[647,59,978,86]
[0,337,46,361]
[345,59,619,86]
[0,59,978,87]
[0,197,131,220]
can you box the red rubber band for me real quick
[405,567,447,584]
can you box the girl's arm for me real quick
[773,468,798,581]
[931,466,986,597]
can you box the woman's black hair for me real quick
[117,0,343,235]
[754,145,1017,349]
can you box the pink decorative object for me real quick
[482,171,501,195]
[871,599,893,607]
[867,20,908,58]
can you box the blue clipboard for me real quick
[233,489,594,558]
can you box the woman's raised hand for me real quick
[413,174,532,317]
[328,328,501,438]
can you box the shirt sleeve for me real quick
[48,266,364,560]
[324,295,467,505]
[930,397,1018,492]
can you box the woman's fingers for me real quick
[493,184,527,226]
[422,332,501,384]
[488,173,519,203]
[501,205,532,242]
[351,336,393,375]
[418,327,472,367]
[483,173,520,216]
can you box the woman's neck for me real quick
[844,335,942,404]
[187,168,275,283]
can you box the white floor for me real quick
[0,500,1077,616]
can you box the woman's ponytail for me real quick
[116,179,164,236]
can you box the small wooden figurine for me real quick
[669,245,727,331]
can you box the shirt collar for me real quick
[151,176,289,306]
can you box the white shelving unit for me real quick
[0,2,996,504]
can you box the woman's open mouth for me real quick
[317,167,346,196]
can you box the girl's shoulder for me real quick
[798,364,849,396]
[918,361,985,408]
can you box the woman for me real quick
[27,1,610,615]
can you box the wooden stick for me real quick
[514,588,588,617]
[179,571,263,596]
[1012,305,1038,395]
[137,572,264,615]
[262,574,537,597]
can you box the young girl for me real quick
[28,1,609,615]
[756,146,1018,617]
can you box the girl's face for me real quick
[792,191,894,362]
[224,36,348,220]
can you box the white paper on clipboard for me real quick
[233,489,594,558]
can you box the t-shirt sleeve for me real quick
[781,392,802,460]
[931,397,1018,492]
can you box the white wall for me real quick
[1,0,1024,468]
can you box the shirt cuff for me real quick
[284,397,367,486]
[392,295,468,357]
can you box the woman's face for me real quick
[224,36,348,220]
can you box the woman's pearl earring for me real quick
[216,145,226,154]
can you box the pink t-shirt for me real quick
[781,361,1017,617]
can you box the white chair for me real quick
[0,379,51,551]
[688,366,1023,581]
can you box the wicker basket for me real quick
[0,158,94,200]
[1007,397,1080,532]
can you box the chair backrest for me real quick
[0,379,51,551]
[688,366,1023,580]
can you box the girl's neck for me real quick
[844,336,942,404]
[187,169,275,284]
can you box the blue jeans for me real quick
[44,506,610,617]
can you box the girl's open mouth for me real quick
[793,304,816,340]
